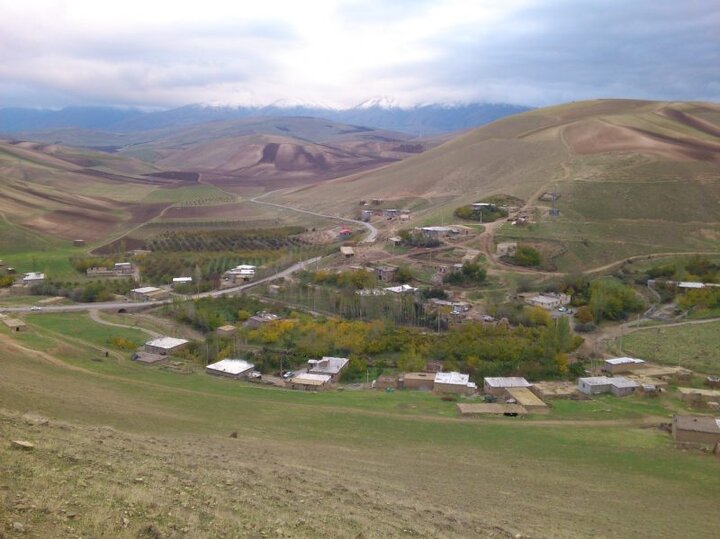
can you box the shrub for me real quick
[512,246,541,267]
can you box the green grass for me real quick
[619,321,720,374]
[142,184,236,205]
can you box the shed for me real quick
[374,375,398,390]
[73,239,86,247]
[672,415,720,445]
[340,246,355,258]
[144,336,190,355]
[289,373,332,391]
[388,236,403,246]
[2,318,27,332]
[532,381,578,399]
[577,376,613,395]
[483,377,532,396]
[132,351,167,364]
[609,377,640,397]
[457,403,527,417]
[172,277,193,287]
[505,387,549,413]
[206,359,255,379]
[375,265,398,282]
[244,311,279,329]
[401,372,435,391]
[130,286,170,302]
[22,272,45,285]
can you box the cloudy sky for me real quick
[0,0,718,109]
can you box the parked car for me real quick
[30,306,42,311]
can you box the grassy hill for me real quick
[274,99,720,271]
[2,312,720,537]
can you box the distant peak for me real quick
[263,98,335,110]
[354,96,399,110]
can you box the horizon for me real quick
[1,0,718,110]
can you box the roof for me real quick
[339,228,352,234]
[132,286,162,294]
[249,312,279,322]
[23,272,45,280]
[388,236,402,242]
[421,226,453,232]
[434,371,470,386]
[403,372,435,381]
[340,246,355,255]
[673,415,720,433]
[678,281,705,289]
[216,324,236,332]
[506,387,547,407]
[2,318,26,327]
[291,373,332,385]
[610,377,640,389]
[206,359,255,375]
[578,376,613,386]
[605,357,645,365]
[145,337,190,350]
[484,377,532,388]
[527,294,560,305]
[678,387,720,398]
[114,262,132,267]
[384,284,418,294]
[172,277,193,283]
[309,356,349,375]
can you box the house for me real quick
[289,373,332,391]
[471,202,496,211]
[2,318,27,332]
[73,239,86,247]
[340,246,355,258]
[457,403,528,417]
[602,357,646,374]
[578,376,639,396]
[532,381,578,399]
[383,209,400,219]
[144,336,190,356]
[399,214,410,222]
[223,265,256,284]
[375,265,398,283]
[22,272,45,285]
[483,377,532,396]
[338,228,353,238]
[216,325,236,337]
[361,210,374,221]
[401,372,435,390]
[609,377,640,397]
[86,267,117,278]
[244,311,279,329]
[172,277,193,287]
[388,236,403,246]
[505,387,549,413]
[577,376,613,395]
[206,358,255,379]
[307,356,349,382]
[434,372,477,395]
[113,262,134,275]
[421,226,455,238]
[525,293,571,310]
[678,387,720,405]
[496,242,518,257]
[130,286,170,302]
[384,284,417,294]
[671,415,720,445]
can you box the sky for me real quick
[0,0,718,109]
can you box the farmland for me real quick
[1,312,720,538]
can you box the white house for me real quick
[144,336,190,355]
[483,377,532,396]
[434,372,477,394]
[602,357,646,374]
[172,277,193,287]
[308,356,349,382]
[384,284,418,294]
[22,272,45,285]
[206,358,255,379]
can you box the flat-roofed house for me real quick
[602,357,646,374]
[496,242,518,257]
[216,325,236,337]
[307,356,349,382]
[223,265,257,284]
[289,373,332,391]
[22,272,45,285]
[113,262,134,275]
[144,336,190,356]
[401,372,435,391]
[434,371,477,395]
[577,376,613,395]
[672,415,720,445]
[86,267,117,278]
[244,311,279,329]
[375,265,398,283]
[340,246,355,258]
[206,358,255,379]
[2,318,27,332]
[525,293,571,310]
[374,375,398,390]
[483,377,532,396]
[130,286,170,301]
[609,377,640,397]
[172,277,193,287]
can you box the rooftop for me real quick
[291,373,332,385]
[605,357,645,365]
[145,337,190,350]
[384,284,418,294]
[457,403,527,416]
[578,376,613,386]
[132,286,162,294]
[484,377,532,388]
[678,281,705,289]
[610,377,640,389]
[172,277,193,283]
[506,387,547,407]
[206,359,254,375]
[673,415,720,433]
[435,371,470,385]
[23,272,45,280]
[308,356,349,375]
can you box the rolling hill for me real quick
[273,99,720,271]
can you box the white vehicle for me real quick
[30,305,43,311]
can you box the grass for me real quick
[619,320,720,374]
[2,312,720,537]
[141,184,236,205]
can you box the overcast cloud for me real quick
[0,0,718,109]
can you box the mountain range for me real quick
[0,100,530,136]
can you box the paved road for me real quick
[250,190,378,243]
[0,256,323,315]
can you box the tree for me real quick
[575,306,594,324]
[513,246,541,267]
[397,344,425,372]
[396,265,413,284]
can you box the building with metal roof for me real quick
[206,359,255,379]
